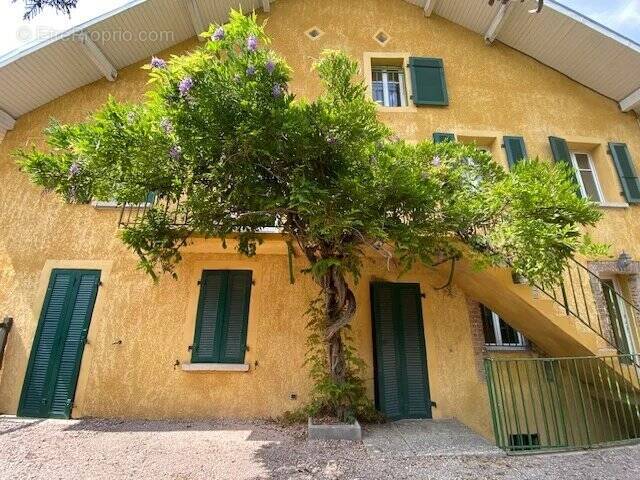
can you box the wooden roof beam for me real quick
[484,1,514,44]
[76,32,117,81]
[620,87,640,113]
[423,0,436,17]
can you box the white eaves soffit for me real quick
[0,0,639,138]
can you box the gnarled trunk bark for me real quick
[321,265,357,413]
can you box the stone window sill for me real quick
[597,202,629,209]
[181,363,250,372]
[485,345,528,352]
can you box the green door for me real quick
[371,282,432,420]
[18,269,101,419]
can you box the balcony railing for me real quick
[534,258,640,355]
[118,195,190,228]
[485,355,640,453]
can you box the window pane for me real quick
[387,81,402,107]
[580,171,601,202]
[574,153,591,170]
[481,305,497,344]
[372,81,384,105]
[371,66,406,107]
[499,318,520,345]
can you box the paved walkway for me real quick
[1,416,640,479]
[364,419,503,457]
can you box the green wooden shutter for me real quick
[371,283,402,419]
[609,142,640,203]
[396,283,431,418]
[18,269,100,419]
[19,271,74,417]
[48,271,100,418]
[219,271,252,364]
[433,132,455,143]
[192,271,226,362]
[503,136,528,169]
[409,57,448,106]
[371,282,431,420]
[549,136,582,197]
[192,270,252,364]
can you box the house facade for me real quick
[1,0,640,448]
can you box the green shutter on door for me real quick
[371,283,402,419]
[371,282,431,420]
[18,269,100,419]
[549,136,582,197]
[192,270,251,364]
[608,142,640,203]
[48,271,100,418]
[409,57,448,106]
[503,136,528,169]
[396,284,431,418]
[433,132,455,143]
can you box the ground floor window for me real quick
[191,270,252,364]
[480,304,527,349]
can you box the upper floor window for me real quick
[372,66,407,107]
[481,304,527,349]
[571,152,603,203]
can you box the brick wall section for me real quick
[466,297,488,382]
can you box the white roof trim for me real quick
[545,0,640,54]
[0,0,638,121]
[620,88,640,113]
[0,0,148,68]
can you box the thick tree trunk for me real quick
[321,265,357,418]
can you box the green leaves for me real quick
[15,9,604,287]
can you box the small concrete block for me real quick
[307,418,362,441]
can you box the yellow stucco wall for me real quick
[1,0,639,440]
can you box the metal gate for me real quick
[485,355,640,452]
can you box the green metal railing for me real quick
[485,355,640,453]
[535,258,640,355]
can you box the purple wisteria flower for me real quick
[68,162,80,177]
[246,35,258,52]
[150,56,167,69]
[272,83,283,98]
[265,59,276,75]
[178,76,194,97]
[212,26,225,41]
[246,65,256,76]
[169,145,182,160]
[432,155,441,166]
[160,117,174,134]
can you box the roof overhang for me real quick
[0,0,638,137]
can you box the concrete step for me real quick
[363,419,504,457]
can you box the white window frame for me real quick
[485,310,528,350]
[570,151,604,204]
[371,66,407,108]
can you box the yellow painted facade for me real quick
[0,0,639,441]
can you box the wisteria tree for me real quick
[18,10,601,421]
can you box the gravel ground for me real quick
[1,416,639,480]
